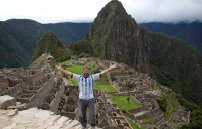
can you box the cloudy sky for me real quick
[0,0,202,23]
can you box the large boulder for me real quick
[0,95,16,109]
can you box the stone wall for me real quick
[0,83,25,97]
[26,75,56,108]
[0,107,84,129]
[50,78,66,114]
[0,55,67,116]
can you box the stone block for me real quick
[0,95,16,109]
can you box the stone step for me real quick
[23,89,38,94]
[154,118,166,127]
[18,93,34,98]
[0,108,96,129]
[16,97,30,103]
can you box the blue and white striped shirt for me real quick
[72,73,101,100]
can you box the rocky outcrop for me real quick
[31,32,70,63]
[0,94,83,129]
[82,0,151,75]
[0,54,68,115]
[0,108,83,129]
[0,55,102,129]
[0,95,16,109]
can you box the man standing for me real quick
[55,62,117,129]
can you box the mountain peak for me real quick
[102,0,124,11]
[83,0,139,60]
[31,32,69,63]
[96,0,131,22]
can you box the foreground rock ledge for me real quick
[0,108,100,129]
[0,95,16,109]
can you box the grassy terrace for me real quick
[108,94,141,111]
[127,118,145,129]
[140,117,152,123]
[66,65,83,74]
[165,93,179,121]
[94,84,117,93]
[157,90,179,121]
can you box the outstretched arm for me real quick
[55,65,73,76]
[100,62,117,75]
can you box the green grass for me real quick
[96,75,109,85]
[65,61,97,75]
[164,93,179,121]
[94,84,117,93]
[108,95,141,111]
[140,117,152,123]
[69,79,78,86]
[127,118,145,129]
[157,91,179,121]
[165,98,178,121]
[66,65,83,74]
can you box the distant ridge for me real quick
[0,19,90,68]
[140,21,202,54]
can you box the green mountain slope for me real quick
[0,31,29,67]
[0,19,44,67]
[0,19,90,68]
[140,22,202,54]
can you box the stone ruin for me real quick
[58,85,132,129]
[95,91,131,129]
[109,62,190,129]
[0,99,82,129]
[61,57,190,129]
[0,54,66,115]
[0,55,190,129]
[0,54,92,129]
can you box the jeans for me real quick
[79,98,96,127]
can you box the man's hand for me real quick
[55,64,73,76]
[55,64,63,71]
[109,62,117,69]
[100,62,118,75]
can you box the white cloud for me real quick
[123,0,202,23]
[0,0,202,23]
